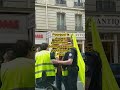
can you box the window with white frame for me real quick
[57,13,66,30]
[75,14,82,31]
[74,0,82,6]
[56,0,66,4]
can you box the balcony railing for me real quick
[56,0,66,5]
[96,1,116,12]
[74,2,84,7]
[57,25,66,30]
[75,26,83,31]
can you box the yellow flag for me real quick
[90,17,119,90]
[71,34,85,86]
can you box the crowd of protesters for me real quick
[0,38,79,90]
[35,37,79,90]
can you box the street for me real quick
[35,81,84,90]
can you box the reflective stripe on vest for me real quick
[35,50,55,79]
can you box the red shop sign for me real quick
[0,20,19,29]
[35,34,43,38]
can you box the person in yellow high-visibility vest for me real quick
[52,38,79,90]
[35,43,56,88]
[0,40,35,90]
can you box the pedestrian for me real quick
[0,40,35,90]
[3,49,16,63]
[35,46,41,58]
[36,46,41,52]
[50,43,70,90]
[52,38,79,90]
[35,43,56,88]
[51,52,68,90]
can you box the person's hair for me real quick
[40,43,48,50]
[4,50,16,61]
[15,40,33,57]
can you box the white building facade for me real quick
[85,0,120,63]
[35,0,85,53]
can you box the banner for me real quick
[72,34,85,86]
[90,17,119,90]
[49,32,72,56]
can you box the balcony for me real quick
[57,25,66,30]
[75,26,83,31]
[56,0,66,6]
[96,1,116,12]
[74,2,84,7]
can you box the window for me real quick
[96,1,116,12]
[57,13,66,30]
[74,0,80,6]
[74,0,83,6]
[56,0,66,5]
[75,14,82,31]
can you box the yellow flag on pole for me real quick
[71,34,85,86]
[90,17,119,90]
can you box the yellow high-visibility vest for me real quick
[35,50,56,79]
[62,69,68,76]
[0,58,35,90]
[55,67,68,76]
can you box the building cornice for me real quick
[0,7,34,14]
[36,29,85,33]
[35,3,85,11]
[86,11,120,15]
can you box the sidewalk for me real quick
[35,81,85,90]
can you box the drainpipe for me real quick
[46,0,48,30]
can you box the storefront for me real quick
[35,31,47,48]
[0,14,32,54]
[87,15,120,63]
